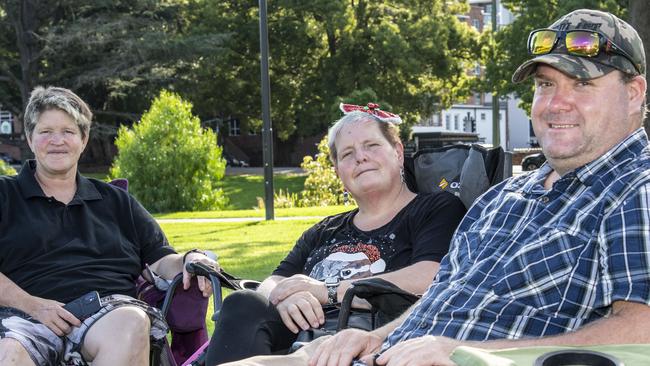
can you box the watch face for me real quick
[325,276,339,286]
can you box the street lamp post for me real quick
[259,0,274,220]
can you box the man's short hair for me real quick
[24,86,93,140]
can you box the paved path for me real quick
[157,216,322,223]
[158,165,526,224]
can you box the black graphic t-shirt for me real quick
[273,191,466,282]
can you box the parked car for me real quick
[0,152,20,165]
[521,152,546,171]
[223,153,249,167]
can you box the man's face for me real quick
[531,65,644,174]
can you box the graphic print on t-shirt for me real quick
[308,242,388,281]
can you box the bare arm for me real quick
[270,260,439,306]
[374,301,650,366]
[149,252,220,297]
[0,272,79,336]
[480,301,650,348]
[255,275,286,298]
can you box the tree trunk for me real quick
[628,0,650,131]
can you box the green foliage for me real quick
[0,160,16,176]
[299,136,352,207]
[260,189,300,209]
[217,174,307,210]
[110,90,227,212]
[183,0,480,140]
[0,0,227,134]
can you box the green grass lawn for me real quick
[83,170,312,211]
[83,168,352,336]
[159,219,322,336]
[217,173,307,210]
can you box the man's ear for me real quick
[627,75,647,117]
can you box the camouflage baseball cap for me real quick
[512,9,646,83]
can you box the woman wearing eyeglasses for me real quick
[205,104,466,365]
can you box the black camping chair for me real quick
[108,179,222,366]
[404,143,507,209]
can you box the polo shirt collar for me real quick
[17,159,102,202]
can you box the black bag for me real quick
[404,144,505,209]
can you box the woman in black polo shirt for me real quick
[0,86,217,366]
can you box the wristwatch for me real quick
[324,276,340,305]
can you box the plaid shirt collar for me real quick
[510,128,648,195]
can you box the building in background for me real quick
[0,107,23,163]
[412,0,533,151]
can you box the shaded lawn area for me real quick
[85,171,310,212]
[159,219,321,335]
[217,174,306,210]
[155,205,353,219]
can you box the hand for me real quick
[374,335,460,366]
[183,252,220,297]
[25,297,80,336]
[309,328,383,366]
[275,291,325,333]
[269,274,328,305]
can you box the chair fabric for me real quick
[450,344,650,366]
[136,276,209,365]
[109,178,209,366]
[404,144,505,208]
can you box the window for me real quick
[0,110,12,135]
[481,113,486,120]
[228,118,240,136]
[472,19,480,30]
[454,115,459,130]
[445,115,451,130]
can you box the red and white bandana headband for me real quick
[339,102,402,125]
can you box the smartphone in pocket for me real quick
[63,291,102,321]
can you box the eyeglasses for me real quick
[527,29,641,74]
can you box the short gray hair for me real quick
[24,86,93,140]
[327,111,401,164]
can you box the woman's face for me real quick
[334,119,403,197]
[27,109,88,178]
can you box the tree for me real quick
[0,160,15,176]
[299,136,349,207]
[628,0,650,129]
[110,90,227,212]
[482,0,626,112]
[183,0,480,140]
[0,0,227,161]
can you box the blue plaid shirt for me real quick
[385,128,650,348]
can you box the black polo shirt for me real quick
[0,160,176,303]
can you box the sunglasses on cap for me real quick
[527,28,641,75]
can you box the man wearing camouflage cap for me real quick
[221,9,650,366]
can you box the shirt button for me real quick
[539,196,549,203]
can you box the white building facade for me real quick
[413,0,533,150]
